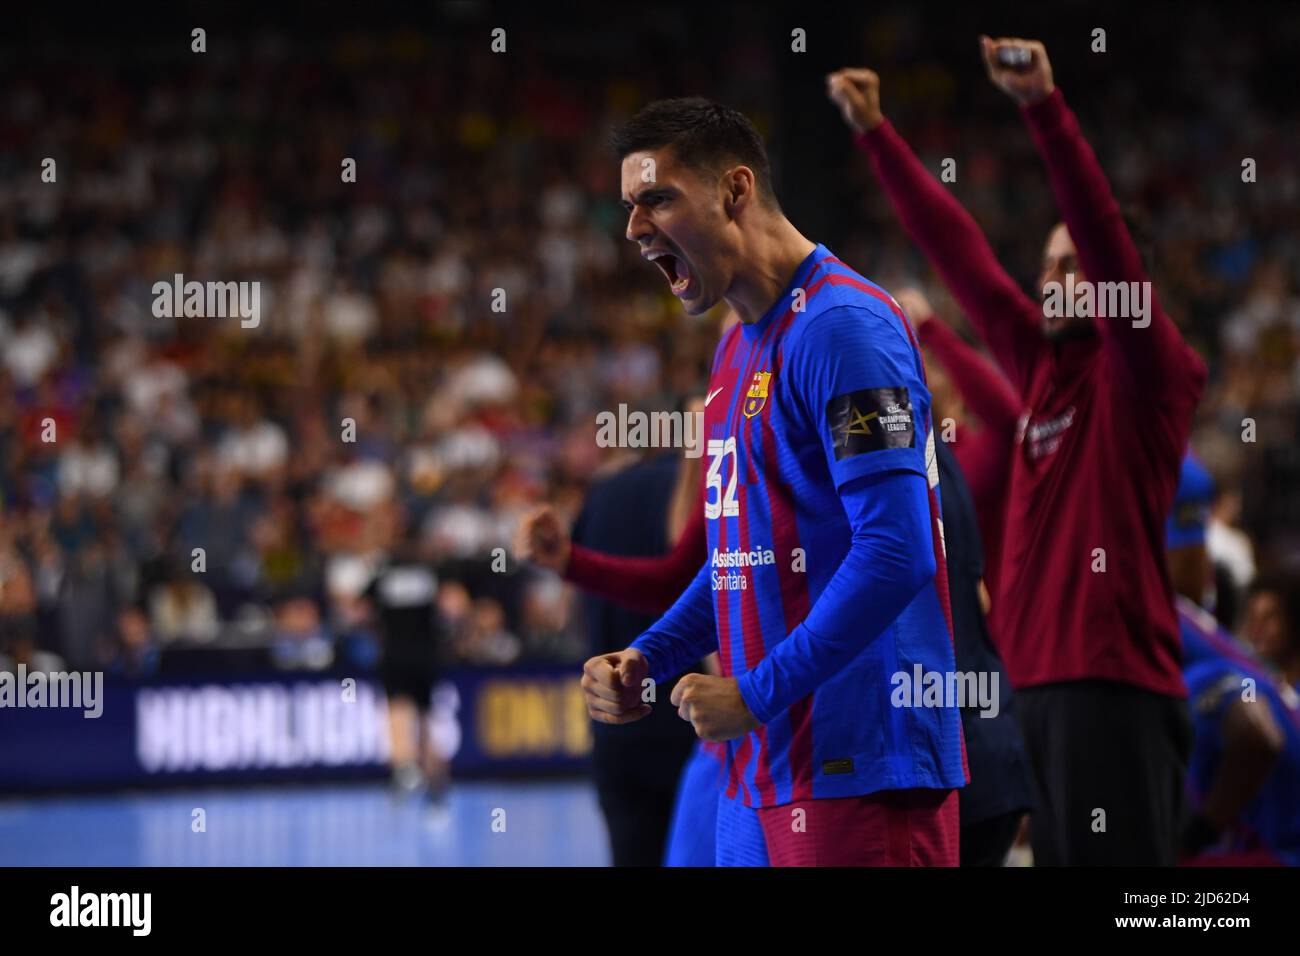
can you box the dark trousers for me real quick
[960,808,1024,867]
[1016,680,1191,866]
[591,735,694,867]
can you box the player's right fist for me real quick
[826,68,884,135]
[514,505,570,573]
[581,648,653,725]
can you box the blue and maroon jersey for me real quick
[1180,596,1300,866]
[635,243,966,807]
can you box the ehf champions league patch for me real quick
[827,386,915,459]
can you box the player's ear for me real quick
[722,165,756,219]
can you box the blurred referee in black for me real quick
[363,520,449,807]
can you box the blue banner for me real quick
[0,665,591,793]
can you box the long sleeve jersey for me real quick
[631,244,967,807]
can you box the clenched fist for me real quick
[980,36,1055,106]
[581,648,653,725]
[670,673,760,742]
[826,68,884,135]
[514,505,570,573]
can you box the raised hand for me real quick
[826,68,885,135]
[979,36,1055,106]
[514,505,570,573]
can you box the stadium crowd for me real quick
[0,13,1296,691]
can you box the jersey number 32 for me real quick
[705,437,740,520]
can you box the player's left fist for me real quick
[670,673,760,742]
[979,36,1054,106]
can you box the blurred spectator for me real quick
[3,310,60,389]
[268,594,335,670]
[105,606,161,678]
[0,635,65,675]
[0,525,38,645]
[1207,485,1256,627]
[457,598,521,665]
[1243,574,1300,688]
[216,395,289,485]
[147,557,221,644]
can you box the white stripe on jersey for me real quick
[924,417,946,559]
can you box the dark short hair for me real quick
[610,97,778,207]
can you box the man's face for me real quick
[1038,222,1094,339]
[621,148,738,316]
[1244,590,1288,663]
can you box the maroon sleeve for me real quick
[855,122,1043,391]
[952,429,1010,524]
[917,315,1024,440]
[1021,89,1207,401]
[564,504,707,616]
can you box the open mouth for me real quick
[646,248,694,297]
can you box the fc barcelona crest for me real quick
[743,371,771,418]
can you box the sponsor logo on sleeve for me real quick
[826,387,914,460]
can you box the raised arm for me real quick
[827,68,1042,389]
[516,491,706,616]
[895,286,1025,438]
[566,504,706,615]
[981,36,1207,399]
